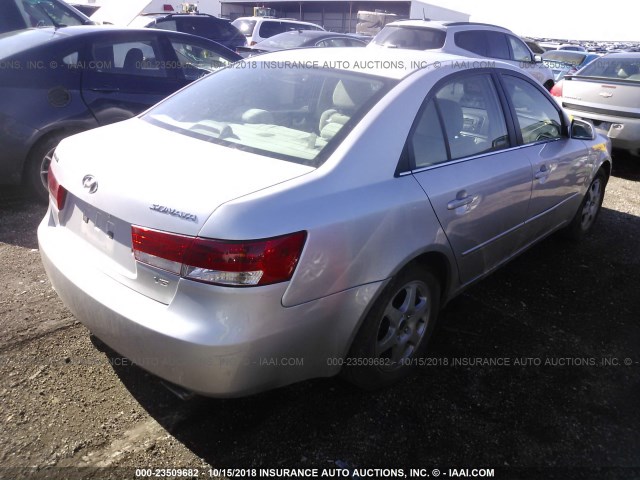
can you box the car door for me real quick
[81,32,179,126]
[499,73,589,241]
[410,72,533,285]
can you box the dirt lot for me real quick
[0,153,639,480]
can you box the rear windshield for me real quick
[143,65,395,166]
[577,57,640,81]
[232,18,256,36]
[372,26,445,50]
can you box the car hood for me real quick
[53,118,315,236]
[90,0,151,26]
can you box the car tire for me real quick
[341,264,441,390]
[25,132,67,203]
[564,171,606,240]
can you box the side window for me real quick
[90,39,167,77]
[283,22,306,32]
[508,36,533,62]
[170,40,234,80]
[486,32,509,60]
[454,31,487,56]
[409,99,448,168]
[502,75,562,144]
[259,21,283,38]
[153,19,177,32]
[434,74,509,160]
[320,38,350,47]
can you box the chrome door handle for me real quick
[447,196,473,210]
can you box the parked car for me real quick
[231,16,324,46]
[0,0,92,34]
[239,29,367,56]
[552,52,640,156]
[0,25,241,200]
[542,50,600,81]
[558,44,587,52]
[39,48,611,397]
[369,20,556,90]
[129,12,247,50]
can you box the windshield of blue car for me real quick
[577,57,640,81]
[143,65,395,166]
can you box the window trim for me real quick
[398,68,517,175]
[495,71,568,146]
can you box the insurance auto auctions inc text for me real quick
[210,468,495,478]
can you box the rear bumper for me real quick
[564,107,640,152]
[38,210,384,397]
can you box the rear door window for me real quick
[259,21,284,38]
[454,30,486,56]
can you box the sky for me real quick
[427,0,639,42]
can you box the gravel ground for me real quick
[0,152,639,480]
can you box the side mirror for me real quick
[571,118,595,140]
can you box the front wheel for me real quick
[341,265,441,390]
[564,171,606,240]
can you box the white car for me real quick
[369,20,555,90]
[231,16,324,45]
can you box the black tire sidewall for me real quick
[26,134,65,203]
[342,264,441,390]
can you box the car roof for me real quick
[0,26,240,58]
[247,47,516,80]
[385,19,512,33]
[269,30,354,39]
[234,16,321,26]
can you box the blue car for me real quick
[0,26,240,200]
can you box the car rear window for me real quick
[576,57,640,81]
[371,26,445,50]
[143,65,395,166]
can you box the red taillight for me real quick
[131,226,306,287]
[47,165,67,210]
[550,80,563,97]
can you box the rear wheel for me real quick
[341,265,440,390]
[564,171,606,240]
[25,133,67,203]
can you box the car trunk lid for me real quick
[51,118,314,303]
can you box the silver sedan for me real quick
[39,48,612,397]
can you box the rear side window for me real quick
[409,73,509,167]
[455,31,486,56]
[372,26,445,50]
[502,75,562,144]
[455,31,509,60]
[486,32,509,60]
[90,39,167,78]
[259,21,284,38]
